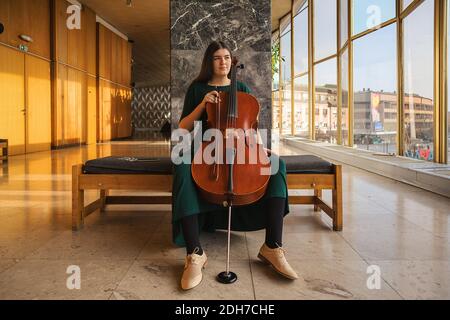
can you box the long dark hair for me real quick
[192,41,233,85]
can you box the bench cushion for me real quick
[82,155,333,175]
[83,157,173,174]
[282,155,333,174]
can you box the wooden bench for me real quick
[72,155,343,231]
[0,139,7,163]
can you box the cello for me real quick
[191,58,271,283]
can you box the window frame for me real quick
[271,0,447,163]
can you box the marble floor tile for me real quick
[398,210,450,237]
[0,259,18,274]
[341,213,428,234]
[342,230,450,261]
[200,231,251,261]
[246,232,362,261]
[137,230,186,260]
[342,198,394,216]
[138,230,249,262]
[151,215,174,234]
[369,191,450,214]
[251,259,402,300]
[112,259,254,300]
[0,259,132,300]
[369,260,450,299]
[26,230,152,261]
[281,213,334,233]
[82,212,164,234]
[0,207,71,233]
[0,230,62,259]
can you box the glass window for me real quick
[280,14,291,36]
[314,58,338,143]
[280,32,292,83]
[340,48,349,145]
[314,0,337,61]
[294,75,309,137]
[353,23,398,154]
[403,0,434,161]
[281,83,292,135]
[353,0,396,36]
[272,36,280,91]
[294,0,308,16]
[272,90,281,132]
[402,0,415,11]
[294,4,309,75]
[340,0,348,47]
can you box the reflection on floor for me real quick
[0,139,449,299]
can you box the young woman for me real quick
[173,41,299,290]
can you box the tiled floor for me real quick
[0,140,449,300]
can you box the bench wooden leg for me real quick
[314,189,322,212]
[0,141,7,163]
[100,189,108,212]
[72,164,84,231]
[332,165,343,231]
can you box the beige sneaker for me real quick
[181,248,208,290]
[258,243,299,280]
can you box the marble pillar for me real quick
[170,0,272,147]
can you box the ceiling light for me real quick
[19,34,33,42]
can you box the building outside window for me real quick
[280,14,292,135]
[403,0,434,161]
[353,23,397,154]
[293,0,309,137]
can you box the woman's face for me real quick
[212,48,232,77]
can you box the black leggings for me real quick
[181,197,285,255]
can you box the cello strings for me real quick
[214,86,220,179]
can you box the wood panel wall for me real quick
[0,46,52,156]
[97,24,132,142]
[0,1,52,155]
[98,24,132,86]
[25,54,52,153]
[0,0,133,153]
[52,0,97,147]
[54,0,96,75]
[87,76,97,145]
[0,0,51,60]
[0,45,26,156]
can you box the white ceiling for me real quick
[79,0,291,87]
[272,0,293,33]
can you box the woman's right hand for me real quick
[202,91,222,106]
[179,91,223,131]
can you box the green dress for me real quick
[172,81,289,247]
